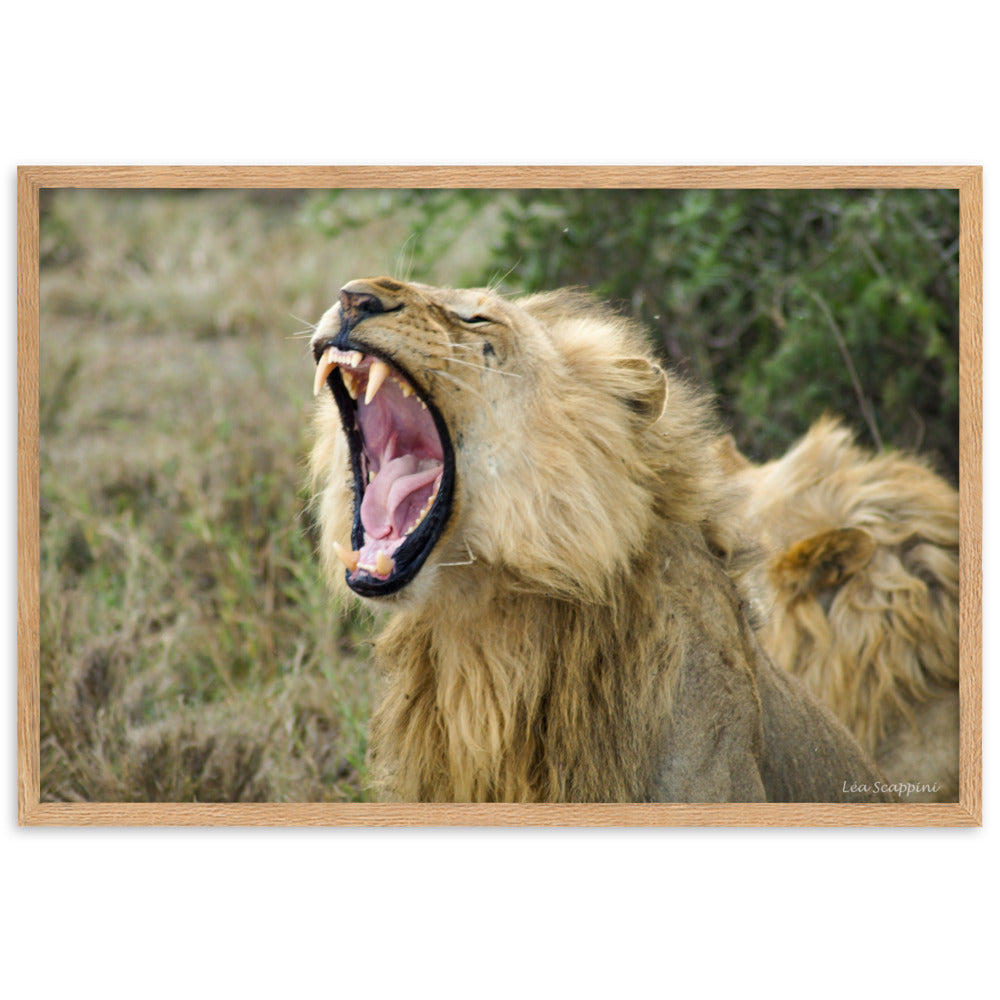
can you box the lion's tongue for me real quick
[360,455,442,541]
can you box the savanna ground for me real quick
[38,188,958,802]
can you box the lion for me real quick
[722,418,959,802]
[308,277,894,803]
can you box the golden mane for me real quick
[729,417,959,801]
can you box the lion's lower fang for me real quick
[333,541,360,573]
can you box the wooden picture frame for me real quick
[17,165,983,827]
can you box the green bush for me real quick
[307,188,959,478]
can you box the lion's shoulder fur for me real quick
[310,280,892,803]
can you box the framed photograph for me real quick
[17,165,982,826]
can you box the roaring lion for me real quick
[720,419,960,802]
[308,278,893,803]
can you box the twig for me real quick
[808,288,883,451]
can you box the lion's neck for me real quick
[367,560,674,802]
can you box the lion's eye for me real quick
[460,315,492,326]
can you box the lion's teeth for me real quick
[399,381,414,399]
[351,351,363,368]
[365,360,391,404]
[313,351,338,397]
[341,369,359,399]
[332,541,359,573]
[356,551,395,577]
[404,490,439,536]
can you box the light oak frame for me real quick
[17,166,983,827]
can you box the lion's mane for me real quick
[726,418,960,801]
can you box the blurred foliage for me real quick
[307,188,959,479]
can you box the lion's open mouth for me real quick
[313,345,454,596]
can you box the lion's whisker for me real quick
[396,234,418,282]
[287,313,319,340]
[486,260,520,292]
[431,369,477,393]
[448,356,522,378]
[437,555,476,568]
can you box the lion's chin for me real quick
[313,343,455,598]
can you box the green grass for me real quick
[38,189,496,802]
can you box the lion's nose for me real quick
[339,288,386,328]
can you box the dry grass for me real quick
[38,189,496,801]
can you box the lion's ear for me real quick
[614,357,668,426]
[716,433,753,474]
[771,527,876,598]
